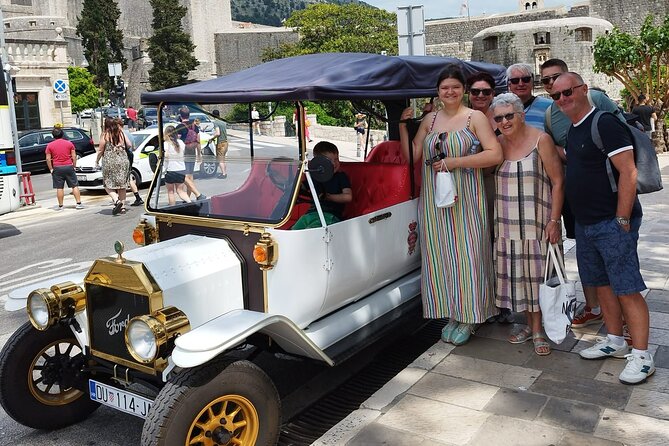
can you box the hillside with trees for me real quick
[231,0,369,27]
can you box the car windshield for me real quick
[144,108,157,118]
[146,102,302,224]
[130,132,151,148]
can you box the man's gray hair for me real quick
[506,63,534,80]
[491,93,524,114]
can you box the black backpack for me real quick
[590,110,663,195]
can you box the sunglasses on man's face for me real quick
[549,84,585,101]
[540,73,562,85]
[493,112,518,123]
[469,88,493,97]
[509,76,532,85]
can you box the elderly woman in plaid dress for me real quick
[492,93,564,356]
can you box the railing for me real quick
[4,40,68,64]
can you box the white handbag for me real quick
[435,168,457,208]
[539,243,577,344]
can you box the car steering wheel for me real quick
[266,157,295,192]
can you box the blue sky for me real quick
[363,1,578,20]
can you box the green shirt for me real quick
[545,89,625,148]
[214,120,227,143]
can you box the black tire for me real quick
[130,168,142,186]
[141,360,281,446]
[0,322,100,429]
[199,143,218,178]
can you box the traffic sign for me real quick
[53,79,68,94]
[54,93,69,101]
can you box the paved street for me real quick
[314,154,669,446]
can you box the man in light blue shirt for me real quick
[506,63,552,131]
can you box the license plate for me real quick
[89,379,153,419]
[77,175,86,181]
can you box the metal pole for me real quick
[0,7,23,174]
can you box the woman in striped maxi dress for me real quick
[491,93,564,356]
[399,64,503,346]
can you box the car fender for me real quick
[171,309,335,368]
[4,271,90,311]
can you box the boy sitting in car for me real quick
[292,141,353,229]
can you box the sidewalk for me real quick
[313,153,669,446]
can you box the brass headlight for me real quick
[125,306,190,363]
[27,282,86,331]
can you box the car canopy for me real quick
[141,53,507,105]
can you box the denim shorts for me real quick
[575,217,646,296]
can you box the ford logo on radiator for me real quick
[106,308,131,336]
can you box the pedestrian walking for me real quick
[553,72,654,384]
[212,109,229,179]
[96,117,131,215]
[126,105,138,131]
[251,106,261,136]
[116,118,144,207]
[45,125,83,210]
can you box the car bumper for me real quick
[75,172,105,189]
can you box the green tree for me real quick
[76,0,126,93]
[263,3,398,61]
[147,0,199,91]
[67,67,99,114]
[593,15,669,150]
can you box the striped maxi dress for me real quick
[419,116,496,323]
[494,145,552,313]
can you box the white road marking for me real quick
[0,261,92,294]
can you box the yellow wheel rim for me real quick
[28,339,84,406]
[187,395,259,446]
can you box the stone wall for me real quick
[214,26,298,77]
[589,0,669,34]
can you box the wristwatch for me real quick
[615,216,630,226]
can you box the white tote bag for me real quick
[435,169,457,208]
[539,243,577,344]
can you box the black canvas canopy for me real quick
[141,53,507,105]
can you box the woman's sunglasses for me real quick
[509,76,532,85]
[540,73,562,85]
[549,84,585,101]
[469,88,493,96]
[493,113,519,123]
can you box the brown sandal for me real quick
[532,333,551,356]
[508,326,532,344]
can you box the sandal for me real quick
[120,208,126,214]
[112,200,123,215]
[532,333,551,356]
[508,326,532,344]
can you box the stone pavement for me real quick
[313,153,669,446]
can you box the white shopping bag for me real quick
[539,243,577,344]
[435,170,457,208]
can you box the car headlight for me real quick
[26,282,86,331]
[125,306,190,363]
[27,289,59,330]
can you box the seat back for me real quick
[365,140,404,164]
[339,162,411,219]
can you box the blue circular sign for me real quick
[53,79,68,93]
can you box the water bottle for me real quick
[463,140,481,174]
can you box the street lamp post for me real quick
[1,7,23,174]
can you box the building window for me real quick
[575,27,592,42]
[484,36,498,51]
[29,21,37,27]
[534,32,550,45]
[525,2,531,10]
[532,2,538,8]
[11,0,32,5]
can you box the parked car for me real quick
[137,107,174,129]
[17,127,96,172]
[74,127,217,189]
[188,112,215,132]
[1,53,506,445]
[104,107,128,124]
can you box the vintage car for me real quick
[0,53,506,445]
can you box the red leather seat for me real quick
[365,140,404,164]
[339,162,411,219]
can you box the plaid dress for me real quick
[494,146,551,312]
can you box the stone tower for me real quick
[518,0,544,12]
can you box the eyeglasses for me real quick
[540,73,562,85]
[469,88,493,96]
[549,84,585,101]
[509,76,532,85]
[493,113,518,123]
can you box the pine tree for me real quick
[147,0,199,91]
[76,0,126,93]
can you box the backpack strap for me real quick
[590,110,619,193]
[544,105,553,136]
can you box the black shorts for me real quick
[52,165,78,189]
[184,161,195,175]
[165,171,186,184]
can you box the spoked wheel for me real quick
[141,360,280,446]
[0,322,99,429]
[200,143,218,178]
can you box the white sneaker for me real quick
[620,352,655,384]
[75,203,84,209]
[579,337,630,359]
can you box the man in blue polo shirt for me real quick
[553,72,653,385]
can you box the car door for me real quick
[18,132,43,170]
[63,129,84,156]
